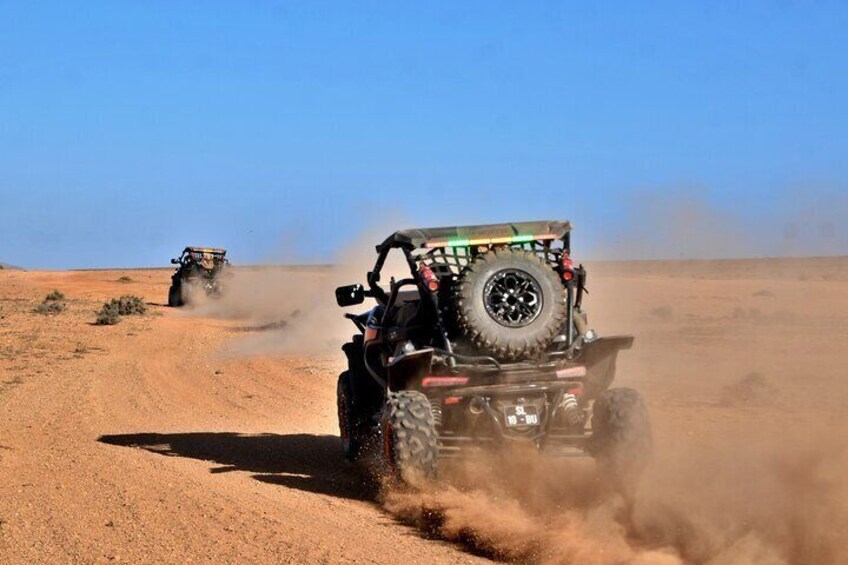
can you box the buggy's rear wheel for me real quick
[337,371,367,461]
[168,283,182,307]
[381,391,438,484]
[588,387,652,498]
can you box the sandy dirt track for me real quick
[1,259,847,564]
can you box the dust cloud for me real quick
[185,266,348,355]
[586,189,848,260]
[382,415,848,564]
[186,223,412,356]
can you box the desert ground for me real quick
[1,258,847,564]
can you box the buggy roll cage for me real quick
[172,247,229,266]
[356,221,588,372]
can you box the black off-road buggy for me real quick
[167,246,229,307]
[335,221,651,488]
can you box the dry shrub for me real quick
[45,290,65,301]
[650,305,673,321]
[95,302,121,325]
[112,295,147,315]
[34,300,66,315]
[34,290,67,314]
[95,295,146,325]
[731,307,763,320]
[721,372,777,406]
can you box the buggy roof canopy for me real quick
[378,220,571,252]
[184,246,227,255]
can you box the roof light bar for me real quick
[424,233,558,248]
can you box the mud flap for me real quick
[387,348,434,391]
[580,336,635,399]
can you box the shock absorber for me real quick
[559,393,584,426]
[429,398,443,428]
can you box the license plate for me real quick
[503,404,540,427]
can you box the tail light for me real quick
[555,366,587,379]
[418,263,440,292]
[561,251,575,281]
[567,383,584,396]
[422,376,469,387]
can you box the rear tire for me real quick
[455,248,567,361]
[337,371,367,461]
[381,390,438,484]
[168,283,182,307]
[589,388,652,498]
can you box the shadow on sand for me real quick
[98,432,371,501]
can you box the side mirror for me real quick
[336,284,365,307]
[170,258,180,265]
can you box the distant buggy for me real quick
[335,221,651,492]
[167,246,229,307]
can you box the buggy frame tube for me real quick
[362,340,387,389]
[400,246,456,362]
[366,227,579,370]
[367,247,391,305]
[566,282,574,346]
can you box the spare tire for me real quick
[455,248,567,361]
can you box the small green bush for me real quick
[117,276,133,283]
[34,290,67,314]
[95,302,122,325]
[34,300,66,315]
[94,295,146,325]
[649,305,673,321]
[721,372,776,406]
[113,295,147,315]
[45,290,66,301]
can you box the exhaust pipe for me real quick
[468,397,486,415]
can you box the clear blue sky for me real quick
[1,1,846,268]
